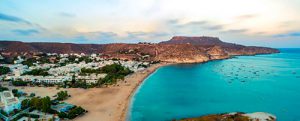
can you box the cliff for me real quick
[0,36,279,63]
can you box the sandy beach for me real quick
[14,63,168,121]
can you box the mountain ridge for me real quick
[0,36,279,63]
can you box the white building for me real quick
[29,64,55,70]
[59,54,69,58]
[77,74,107,84]
[59,58,68,63]
[48,63,81,76]
[0,91,21,113]
[8,64,29,76]
[46,53,58,56]
[91,53,97,58]
[34,76,71,84]
[14,56,24,64]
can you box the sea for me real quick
[128,48,300,121]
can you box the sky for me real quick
[0,0,300,47]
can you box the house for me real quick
[0,91,21,113]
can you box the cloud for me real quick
[167,19,224,31]
[73,31,119,43]
[148,32,169,37]
[97,32,118,40]
[168,20,208,28]
[273,32,300,38]
[181,21,209,27]
[72,35,89,42]
[205,25,223,30]
[0,13,47,32]
[72,30,170,43]
[290,32,300,36]
[222,29,248,33]
[127,31,148,38]
[0,13,32,25]
[12,29,40,36]
[236,14,258,20]
[166,19,181,26]
[126,31,169,40]
[59,12,76,18]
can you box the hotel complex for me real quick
[0,91,21,113]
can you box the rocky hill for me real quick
[0,36,279,63]
[160,36,278,55]
[161,36,224,45]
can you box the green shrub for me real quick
[22,69,49,76]
[0,66,10,75]
[12,80,28,86]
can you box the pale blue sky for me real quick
[0,0,300,47]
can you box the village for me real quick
[0,52,152,121]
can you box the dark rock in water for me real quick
[178,112,276,121]
[241,80,246,82]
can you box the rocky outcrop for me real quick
[206,46,229,60]
[178,112,276,121]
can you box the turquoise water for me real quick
[129,48,300,121]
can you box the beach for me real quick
[14,63,168,121]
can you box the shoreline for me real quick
[11,53,279,121]
[119,62,172,121]
[117,53,279,121]
[11,62,172,121]
[67,62,172,121]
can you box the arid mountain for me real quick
[0,36,279,63]
[160,36,279,56]
[161,36,225,45]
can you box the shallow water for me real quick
[129,48,300,121]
